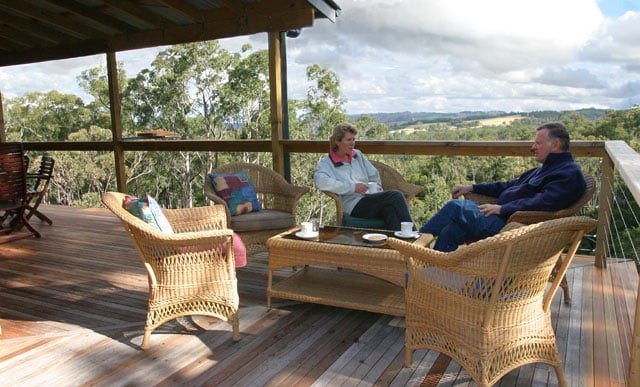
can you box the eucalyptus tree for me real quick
[221,48,271,164]
[124,41,238,208]
[5,91,91,142]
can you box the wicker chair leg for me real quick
[232,315,240,341]
[560,275,571,304]
[554,364,568,387]
[141,329,152,350]
[405,347,414,367]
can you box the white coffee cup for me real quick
[400,222,414,236]
[367,182,378,194]
[300,221,314,236]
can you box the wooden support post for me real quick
[268,32,285,176]
[106,51,126,192]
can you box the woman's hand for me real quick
[355,182,369,194]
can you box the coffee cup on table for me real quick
[366,182,378,194]
[300,221,314,236]
[400,222,414,236]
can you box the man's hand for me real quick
[478,203,501,216]
[451,184,473,198]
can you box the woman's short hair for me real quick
[330,122,358,152]
[536,122,570,151]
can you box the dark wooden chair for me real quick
[0,143,41,239]
[24,155,55,225]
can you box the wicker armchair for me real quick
[102,191,240,350]
[205,163,309,253]
[388,216,597,387]
[322,160,423,228]
[464,171,596,303]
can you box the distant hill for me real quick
[349,108,608,129]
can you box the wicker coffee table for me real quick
[266,226,433,316]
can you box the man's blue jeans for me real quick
[419,199,506,252]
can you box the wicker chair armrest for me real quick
[463,192,498,204]
[321,190,344,226]
[395,181,424,201]
[507,210,569,224]
[387,237,465,269]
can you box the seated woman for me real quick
[314,122,414,231]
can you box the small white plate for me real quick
[362,233,388,244]
[394,231,419,239]
[295,231,318,239]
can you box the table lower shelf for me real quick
[268,266,405,316]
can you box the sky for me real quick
[0,0,639,115]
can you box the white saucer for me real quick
[394,231,419,239]
[362,233,388,245]
[295,231,319,239]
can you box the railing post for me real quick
[595,152,615,268]
[631,285,640,386]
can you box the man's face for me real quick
[531,128,560,163]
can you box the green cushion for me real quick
[123,194,174,233]
[343,213,386,230]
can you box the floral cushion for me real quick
[123,193,174,233]
[209,171,261,216]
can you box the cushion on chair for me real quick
[342,213,386,229]
[231,233,247,268]
[123,194,174,233]
[230,209,295,232]
[208,171,261,216]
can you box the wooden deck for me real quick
[0,205,637,386]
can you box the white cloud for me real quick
[1,0,639,114]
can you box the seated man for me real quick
[419,122,586,252]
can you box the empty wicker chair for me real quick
[388,216,597,387]
[205,163,309,253]
[322,160,423,229]
[464,171,596,303]
[102,191,240,349]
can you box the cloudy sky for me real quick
[1,0,639,114]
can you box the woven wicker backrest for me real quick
[370,160,424,201]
